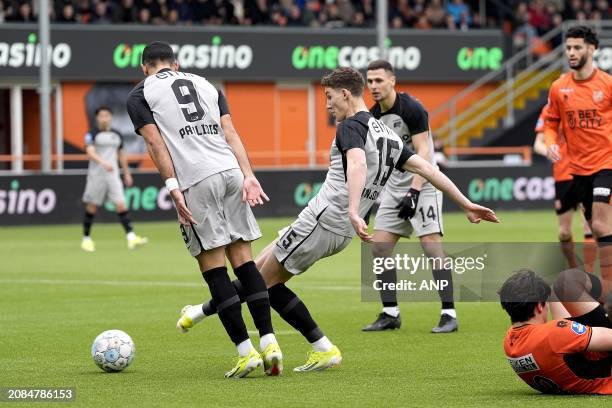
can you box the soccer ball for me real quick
[91,330,135,372]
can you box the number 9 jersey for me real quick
[126,68,239,191]
[313,111,414,237]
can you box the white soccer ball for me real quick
[91,330,135,372]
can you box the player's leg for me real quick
[582,212,597,273]
[81,202,97,252]
[362,230,402,331]
[420,232,458,333]
[225,240,282,376]
[196,246,262,377]
[553,267,611,328]
[109,177,147,249]
[557,209,578,268]
[584,171,612,288]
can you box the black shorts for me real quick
[554,180,581,215]
[571,169,612,220]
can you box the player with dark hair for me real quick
[179,66,498,372]
[500,269,612,394]
[362,59,457,333]
[126,41,282,378]
[81,106,147,252]
[544,25,612,292]
[533,104,597,271]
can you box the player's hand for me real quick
[170,189,196,225]
[349,211,372,242]
[463,203,499,224]
[242,176,270,207]
[102,161,114,172]
[395,188,420,220]
[547,144,561,162]
[123,173,133,187]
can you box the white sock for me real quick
[82,236,91,241]
[259,333,277,351]
[236,339,253,357]
[441,309,457,318]
[187,305,205,324]
[383,306,400,317]
[126,232,136,240]
[311,336,333,352]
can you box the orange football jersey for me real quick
[545,69,612,176]
[504,320,611,394]
[536,105,573,182]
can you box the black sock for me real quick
[234,261,274,337]
[432,269,454,310]
[202,279,244,316]
[379,268,398,308]
[268,283,323,343]
[117,211,134,234]
[202,267,249,345]
[83,211,95,237]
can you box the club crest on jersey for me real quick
[571,322,587,335]
[592,90,604,103]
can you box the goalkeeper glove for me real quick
[395,188,420,220]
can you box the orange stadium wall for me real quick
[22,81,495,169]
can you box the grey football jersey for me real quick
[311,111,414,237]
[370,93,436,199]
[85,127,123,178]
[127,68,239,191]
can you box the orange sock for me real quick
[583,234,598,274]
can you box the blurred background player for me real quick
[544,25,612,293]
[500,269,611,395]
[362,60,457,333]
[180,67,498,371]
[127,41,281,378]
[81,106,147,252]
[533,104,597,272]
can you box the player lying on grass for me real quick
[500,269,612,394]
[177,67,498,372]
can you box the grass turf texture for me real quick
[0,210,608,407]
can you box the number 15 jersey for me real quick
[127,68,239,191]
[313,111,414,237]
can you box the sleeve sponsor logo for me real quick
[570,322,587,335]
[507,353,540,374]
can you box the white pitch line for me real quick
[0,278,359,291]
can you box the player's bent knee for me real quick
[558,231,573,242]
[590,219,612,239]
[553,268,590,302]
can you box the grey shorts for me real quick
[180,169,262,256]
[374,183,444,238]
[273,205,352,275]
[82,173,125,206]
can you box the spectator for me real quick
[91,1,113,24]
[166,6,178,23]
[336,0,354,25]
[595,0,609,19]
[302,0,320,26]
[426,0,446,28]
[137,5,150,22]
[113,0,138,23]
[74,0,92,22]
[58,1,77,22]
[270,4,287,26]
[350,10,365,28]
[287,4,304,26]
[322,2,344,28]
[446,0,471,27]
[8,1,36,22]
[243,0,270,25]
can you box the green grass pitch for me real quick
[0,210,607,407]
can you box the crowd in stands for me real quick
[0,0,609,32]
[0,0,487,28]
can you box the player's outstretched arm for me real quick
[220,114,269,207]
[402,154,499,224]
[346,148,372,242]
[587,327,612,352]
[139,124,195,225]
